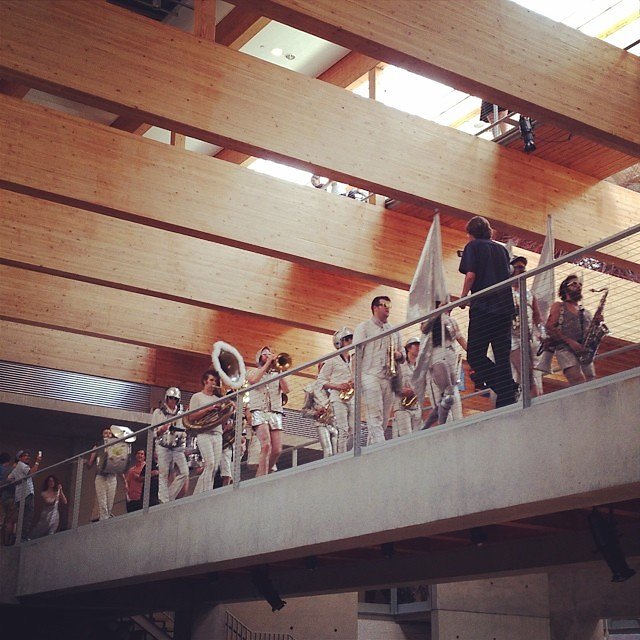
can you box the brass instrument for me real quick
[578,288,609,366]
[185,340,246,434]
[338,382,354,401]
[270,352,292,373]
[401,392,418,409]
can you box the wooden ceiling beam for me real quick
[242,0,640,156]
[0,96,461,290]
[0,190,411,333]
[1,2,637,265]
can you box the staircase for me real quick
[225,610,295,640]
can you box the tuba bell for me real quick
[183,341,246,434]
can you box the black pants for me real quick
[467,308,515,407]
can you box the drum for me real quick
[98,438,130,475]
[159,425,187,449]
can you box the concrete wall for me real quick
[358,618,428,640]
[192,593,358,640]
[14,370,640,597]
[431,574,551,640]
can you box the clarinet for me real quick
[578,288,609,366]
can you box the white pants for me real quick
[220,446,233,479]
[193,432,222,494]
[331,399,354,453]
[361,374,394,445]
[156,446,189,503]
[316,424,335,457]
[392,407,422,438]
[95,474,116,521]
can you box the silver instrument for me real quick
[578,288,609,365]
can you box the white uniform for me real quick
[152,405,188,503]
[392,359,421,437]
[353,317,402,445]
[249,371,284,431]
[301,379,336,457]
[318,354,354,453]
[189,391,223,494]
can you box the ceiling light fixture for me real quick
[285,53,296,60]
[270,47,283,57]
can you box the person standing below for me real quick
[247,346,290,476]
[123,449,147,512]
[8,449,41,540]
[88,428,118,521]
[31,475,67,537]
[392,337,422,437]
[545,274,601,385]
[318,327,355,453]
[153,387,188,503]
[510,256,543,397]
[459,216,517,408]
[353,296,404,445]
[190,370,225,494]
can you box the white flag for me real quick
[532,216,555,322]
[406,213,449,322]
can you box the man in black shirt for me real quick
[459,216,516,408]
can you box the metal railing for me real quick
[225,611,295,640]
[1,223,638,545]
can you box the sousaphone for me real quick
[183,341,246,434]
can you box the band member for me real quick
[87,428,117,521]
[459,216,516,408]
[153,387,188,503]
[318,327,355,453]
[353,296,404,445]
[510,256,542,397]
[392,337,422,437]
[420,306,467,429]
[190,370,224,493]
[247,346,290,476]
[302,363,337,458]
[545,274,601,385]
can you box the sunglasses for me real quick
[376,301,392,309]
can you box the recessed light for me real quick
[285,53,296,60]
[270,47,283,57]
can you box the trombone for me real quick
[269,352,292,373]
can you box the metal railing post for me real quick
[291,448,298,468]
[519,278,532,409]
[15,480,26,545]
[143,428,153,512]
[71,456,84,530]
[232,392,243,489]
[353,343,363,457]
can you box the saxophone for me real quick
[578,288,609,365]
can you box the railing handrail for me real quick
[2,222,638,491]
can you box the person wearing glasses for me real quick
[153,386,188,503]
[353,296,404,445]
[545,274,600,386]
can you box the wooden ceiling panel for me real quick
[1,2,637,268]
[0,190,410,333]
[243,0,640,156]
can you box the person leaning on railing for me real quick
[8,448,41,540]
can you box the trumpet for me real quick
[269,352,292,373]
[401,392,418,409]
[338,382,354,401]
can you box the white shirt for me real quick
[353,316,402,378]
[318,354,353,402]
[8,461,34,501]
[189,391,224,435]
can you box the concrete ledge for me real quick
[16,370,640,597]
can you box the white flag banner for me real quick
[532,216,555,323]
[406,213,449,323]
[407,214,450,410]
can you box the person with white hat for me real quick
[153,386,188,503]
[392,337,422,437]
[318,327,355,453]
[247,346,290,476]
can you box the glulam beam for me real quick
[0,190,411,332]
[0,3,637,263]
[243,0,640,156]
[0,96,450,289]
